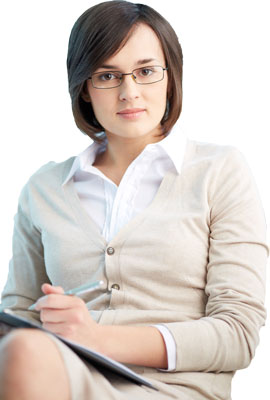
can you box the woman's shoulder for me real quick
[27,156,75,186]
[186,138,240,158]
[17,157,76,208]
[13,157,76,216]
[183,139,259,202]
[184,138,248,171]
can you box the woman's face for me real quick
[84,23,168,141]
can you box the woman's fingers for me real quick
[35,283,67,310]
[38,298,92,340]
[40,306,85,324]
[35,293,84,311]
[35,284,98,344]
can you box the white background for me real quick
[0,1,269,398]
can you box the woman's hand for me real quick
[34,284,168,368]
[35,283,102,351]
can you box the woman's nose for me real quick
[118,75,140,102]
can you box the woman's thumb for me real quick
[41,283,65,295]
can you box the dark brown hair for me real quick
[67,1,183,143]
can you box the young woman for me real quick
[0,1,268,399]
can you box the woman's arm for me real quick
[98,324,168,368]
[36,283,168,369]
[160,148,268,372]
[0,183,51,323]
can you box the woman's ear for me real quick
[81,82,91,103]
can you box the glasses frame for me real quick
[88,65,168,89]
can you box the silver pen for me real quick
[28,280,104,311]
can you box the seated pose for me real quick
[0,1,268,399]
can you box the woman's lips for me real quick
[117,108,146,120]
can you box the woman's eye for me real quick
[99,73,118,81]
[140,68,153,76]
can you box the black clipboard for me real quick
[0,310,158,391]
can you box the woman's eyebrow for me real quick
[99,58,158,69]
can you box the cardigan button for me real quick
[107,247,115,255]
[111,283,120,290]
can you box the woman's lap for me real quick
[1,330,212,399]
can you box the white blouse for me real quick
[63,121,187,371]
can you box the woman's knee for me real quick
[0,329,70,400]
[0,328,51,367]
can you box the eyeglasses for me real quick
[88,65,168,89]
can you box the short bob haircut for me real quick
[67,1,183,144]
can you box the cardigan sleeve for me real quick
[0,183,50,324]
[161,148,269,373]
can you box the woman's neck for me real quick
[98,129,165,171]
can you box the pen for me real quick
[28,280,104,311]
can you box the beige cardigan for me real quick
[1,139,268,399]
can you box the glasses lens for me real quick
[92,71,122,88]
[133,66,164,84]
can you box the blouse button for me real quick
[111,283,120,290]
[107,247,115,255]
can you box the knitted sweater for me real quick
[1,139,268,399]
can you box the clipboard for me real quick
[0,310,158,391]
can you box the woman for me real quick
[0,1,268,399]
